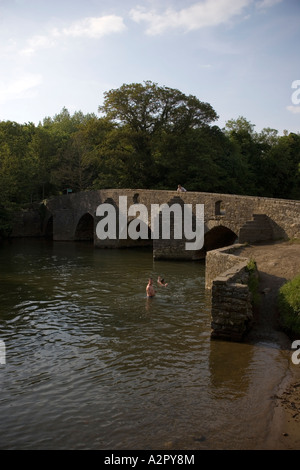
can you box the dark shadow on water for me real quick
[243,270,292,351]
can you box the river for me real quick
[0,239,291,449]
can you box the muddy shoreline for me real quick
[237,241,300,449]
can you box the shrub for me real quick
[278,274,300,337]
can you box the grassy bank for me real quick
[278,274,300,337]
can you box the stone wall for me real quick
[10,190,300,257]
[49,189,299,249]
[11,204,49,238]
[205,244,249,289]
[205,244,255,341]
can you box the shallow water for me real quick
[0,239,290,449]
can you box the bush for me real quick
[278,274,300,337]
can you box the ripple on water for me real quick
[0,241,290,450]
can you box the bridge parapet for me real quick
[12,190,300,257]
[206,244,255,341]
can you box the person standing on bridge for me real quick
[177,184,187,192]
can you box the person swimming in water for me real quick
[157,276,168,287]
[146,277,156,297]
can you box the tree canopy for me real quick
[99,81,218,134]
[0,82,299,237]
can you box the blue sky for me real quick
[0,0,299,134]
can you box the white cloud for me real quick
[256,0,282,9]
[62,15,126,39]
[0,73,42,103]
[286,105,300,114]
[20,35,56,57]
[19,15,126,57]
[130,0,252,35]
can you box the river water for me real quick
[0,239,291,450]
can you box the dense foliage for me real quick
[0,81,299,236]
[278,274,300,337]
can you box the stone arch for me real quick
[75,213,94,241]
[195,225,238,258]
[119,218,153,248]
[205,225,238,250]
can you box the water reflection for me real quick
[0,239,289,450]
[209,340,253,398]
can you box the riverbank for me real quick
[237,240,300,449]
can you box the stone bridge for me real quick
[36,189,300,260]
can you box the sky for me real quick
[0,0,299,134]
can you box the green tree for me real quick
[0,121,37,203]
[262,132,300,199]
[154,127,225,191]
[42,109,99,193]
[224,116,262,195]
[42,107,97,134]
[27,126,60,200]
[99,81,218,134]
[98,81,219,189]
[52,117,115,191]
